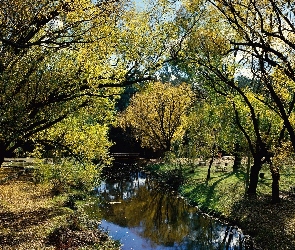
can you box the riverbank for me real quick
[146,161,295,250]
[0,166,120,249]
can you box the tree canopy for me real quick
[118,82,194,153]
[165,0,295,200]
[0,0,184,164]
[2,0,295,203]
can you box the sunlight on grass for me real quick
[147,161,295,250]
[182,169,246,216]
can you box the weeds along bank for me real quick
[146,161,295,250]
[2,158,295,249]
[0,162,120,250]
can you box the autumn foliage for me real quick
[118,82,194,153]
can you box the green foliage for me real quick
[149,161,185,189]
[0,0,125,157]
[32,101,115,165]
[34,160,100,194]
[0,0,184,164]
[170,0,295,200]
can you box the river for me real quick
[87,166,246,250]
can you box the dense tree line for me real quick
[0,0,181,165]
[1,0,295,203]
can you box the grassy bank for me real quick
[147,160,295,250]
[0,166,120,250]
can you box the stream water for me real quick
[88,166,246,250]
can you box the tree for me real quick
[0,0,184,165]
[205,0,295,202]
[170,1,287,201]
[209,0,295,154]
[32,97,116,165]
[0,0,124,164]
[185,91,247,177]
[118,82,194,153]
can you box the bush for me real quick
[46,212,113,249]
[34,159,101,194]
[149,162,185,190]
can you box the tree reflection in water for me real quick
[90,168,245,250]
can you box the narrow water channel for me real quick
[89,166,246,250]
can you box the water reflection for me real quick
[92,168,245,250]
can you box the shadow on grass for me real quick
[178,164,295,249]
[184,168,295,249]
[185,170,247,213]
[228,194,295,250]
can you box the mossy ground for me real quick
[0,166,120,250]
[147,160,295,250]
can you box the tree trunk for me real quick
[270,165,280,203]
[247,157,262,195]
[206,144,216,181]
[0,142,5,167]
[233,143,242,172]
[245,156,251,193]
[206,155,214,181]
[0,153,3,167]
[233,154,242,172]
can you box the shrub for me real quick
[34,159,101,194]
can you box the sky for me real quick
[133,0,147,10]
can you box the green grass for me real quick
[183,171,246,215]
[146,162,295,250]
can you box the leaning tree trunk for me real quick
[247,156,262,195]
[270,163,280,203]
